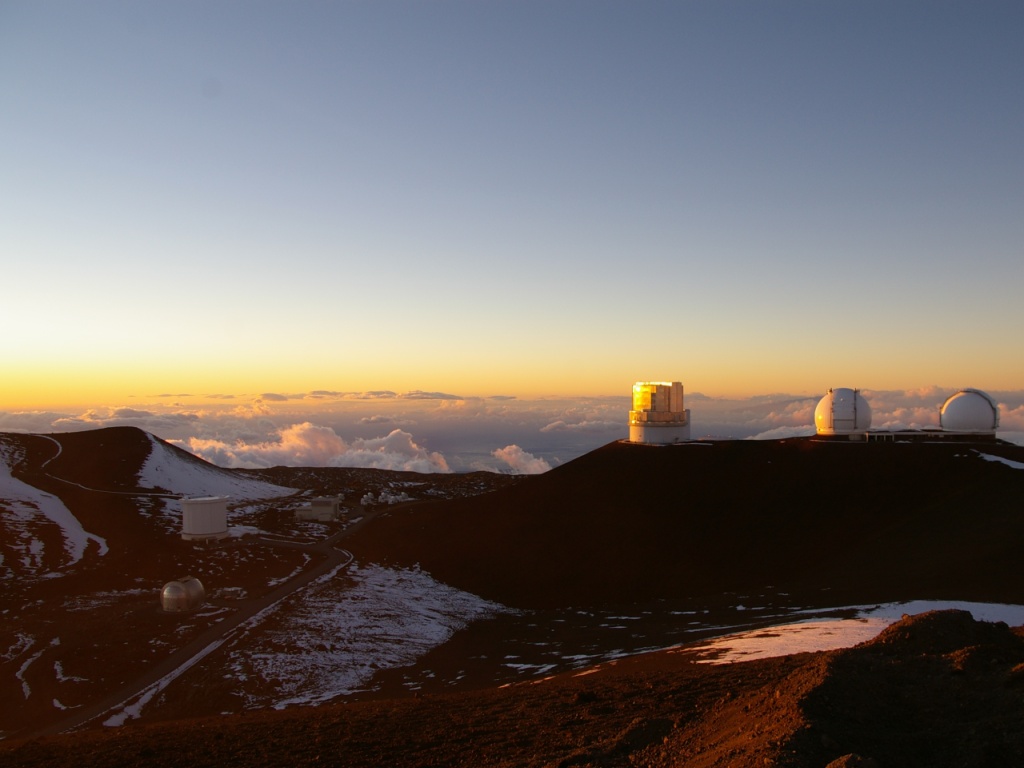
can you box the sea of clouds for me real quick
[2,388,1022,474]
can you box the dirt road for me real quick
[25,507,381,739]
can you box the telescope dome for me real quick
[814,388,872,435]
[161,576,206,612]
[940,389,998,432]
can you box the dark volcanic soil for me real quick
[4,610,1024,768]
[346,438,1024,609]
[3,429,1024,767]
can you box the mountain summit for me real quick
[2,429,1023,766]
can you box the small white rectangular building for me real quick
[295,495,344,522]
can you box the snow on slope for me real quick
[102,563,510,724]
[226,563,509,710]
[137,433,296,501]
[0,442,108,578]
[693,600,1024,664]
[977,452,1024,471]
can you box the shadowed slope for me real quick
[29,426,157,491]
[30,426,295,499]
[346,438,1024,609]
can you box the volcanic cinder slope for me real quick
[2,427,1024,767]
[347,437,1024,610]
[0,426,517,739]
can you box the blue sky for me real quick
[2,1,1022,409]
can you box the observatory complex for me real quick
[814,387,1000,441]
[622,380,999,444]
[627,381,1001,445]
[629,381,691,444]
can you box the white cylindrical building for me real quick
[181,496,229,541]
[814,388,872,436]
[940,389,999,433]
[629,381,691,444]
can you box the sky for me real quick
[2,2,1022,469]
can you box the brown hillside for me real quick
[4,428,1024,767]
[3,610,1023,768]
[27,426,157,490]
[346,438,1024,609]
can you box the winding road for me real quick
[24,505,382,739]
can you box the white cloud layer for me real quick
[999,404,1024,432]
[492,445,551,474]
[745,425,817,441]
[3,387,1023,473]
[175,424,451,473]
[540,419,621,433]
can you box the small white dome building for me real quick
[940,389,999,433]
[814,388,872,436]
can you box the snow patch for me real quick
[2,634,35,662]
[227,563,509,709]
[16,648,44,699]
[0,443,108,576]
[361,490,412,505]
[54,659,87,683]
[694,600,1024,664]
[976,452,1024,471]
[137,434,296,501]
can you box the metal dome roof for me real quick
[161,576,206,612]
[814,388,872,434]
[940,389,998,432]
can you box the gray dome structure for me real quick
[161,576,206,612]
[940,389,999,433]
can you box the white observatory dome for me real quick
[814,388,872,435]
[940,389,999,432]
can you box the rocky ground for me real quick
[4,610,1024,767]
[2,428,1024,766]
